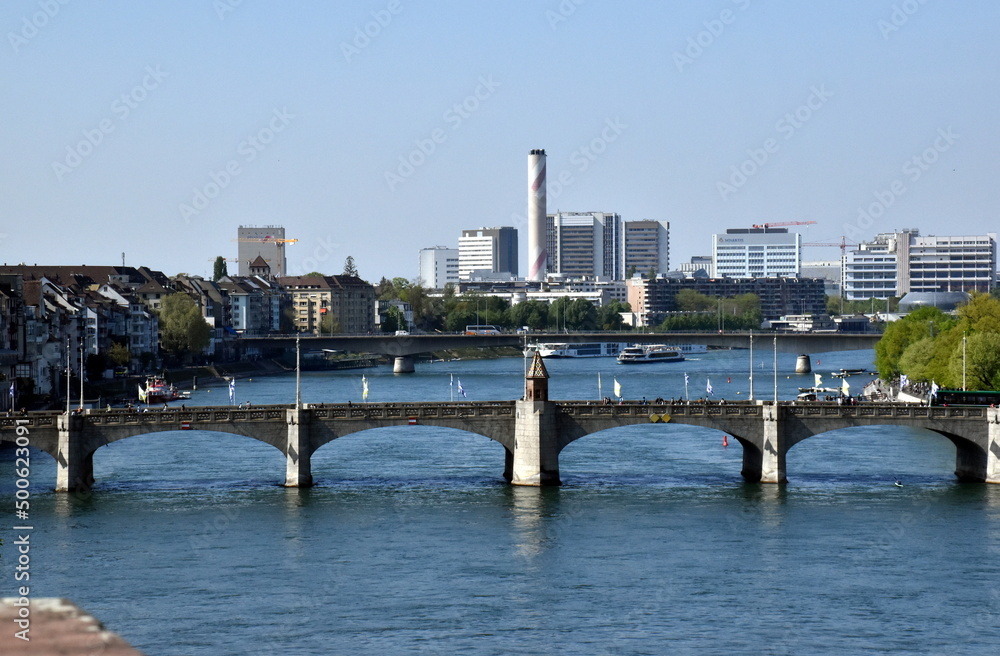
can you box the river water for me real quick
[3,348,1000,655]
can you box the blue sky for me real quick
[2,0,997,280]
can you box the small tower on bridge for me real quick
[525,351,549,401]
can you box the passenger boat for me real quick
[138,377,190,404]
[533,342,628,358]
[616,344,684,364]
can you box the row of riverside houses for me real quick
[0,261,376,409]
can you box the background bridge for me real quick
[239,332,880,372]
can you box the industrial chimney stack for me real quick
[527,149,547,281]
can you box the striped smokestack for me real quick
[527,149,547,281]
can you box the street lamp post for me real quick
[962,332,967,391]
[749,332,754,401]
[295,332,301,410]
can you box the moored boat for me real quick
[138,377,190,404]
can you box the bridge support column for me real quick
[284,408,313,487]
[987,408,1000,484]
[510,400,560,486]
[742,405,786,484]
[393,356,415,374]
[56,414,93,493]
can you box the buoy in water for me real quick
[722,434,729,447]
[727,377,731,383]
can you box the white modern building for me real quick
[458,227,518,281]
[418,247,459,289]
[712,227,801,278]
[843,230,997,300]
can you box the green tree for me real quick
[897,337,936,382]
[319,311,341,335]
[509,300,549,330]
[108,342,131,368]
[381,306,405,333]
[212,256,228,281]
[956,292,1000,335]
[159,293,211,360]
[675,289,715,312]
[875,306,956,379]
[949,333,1000,390]
[597,300,632,331]
[343,256,359,277]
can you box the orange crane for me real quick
[751,220,817,229]
[801,236,859,257]
[232,237,299,244]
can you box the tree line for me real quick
[875,292,1000,390]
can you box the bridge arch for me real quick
[783,422,986,483]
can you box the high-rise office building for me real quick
[712,227,801,278]
[458,227,518,280]
[843,230,996,300]
[418,247,460,289]
[237,225,287,277]
[624,220,670,277]
[545,212,623,279]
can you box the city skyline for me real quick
[3,2,997,280]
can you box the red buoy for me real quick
[722,434,729,447]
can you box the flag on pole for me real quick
[706,378,714,396]
[457,378,467,398]
[362,375,369,400]
[841,378,850,395]
[598,372,602,399]
[930,380,939,397]
[8,381,14,401]
[138,383,147,404]
[613,377,621,398]
[229,378,235,404]
[684,373,689,385]
[814,373,822,387]
[900,374,909,389]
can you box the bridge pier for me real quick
[393,356,415,374]
[56,414,93,493]
[510,400,560,486]
[284,408,313,487]
[987,408,1000,484]
[740,405,786,484]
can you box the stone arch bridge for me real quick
[3,401,1000,492]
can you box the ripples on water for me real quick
[3,351,1000,654]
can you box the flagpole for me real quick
[450,373,454,403]
[598,372,602,401]
[748,332,754,401]
[79,342,84,411]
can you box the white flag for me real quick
[614,378,621,398]
[362,375,369,400]
[706,378,713,396]
[814,373,822,388]
[457,378,466,397]
[930,380,939,397]
[229,378,235,404]
[841,378,850,394]
[900,374,909,388]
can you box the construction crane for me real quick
[751,220,817,229]
[232,237,299,244]
[801,237,859,257]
